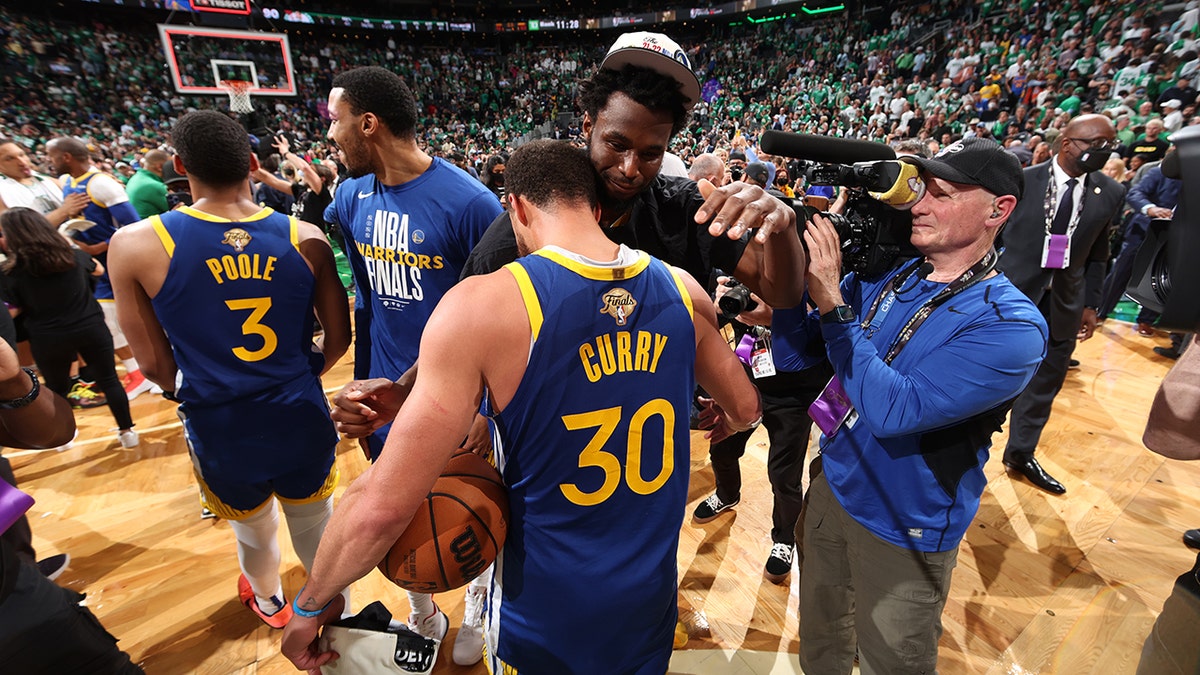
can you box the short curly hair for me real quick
[577,65,690,139]
[171,110,250,188]
[331,66,418,140]
[505,140,598,211]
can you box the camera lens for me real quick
[718,283,757,319]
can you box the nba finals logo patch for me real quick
[600,288,637,326]
[221,228,252,252]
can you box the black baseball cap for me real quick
[901,137,1024,199]
[744,162,770,185]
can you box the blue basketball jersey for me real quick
[324,158,500,455]
[63,170,127,299]
[482,247,697,675]
[148,205,337,481]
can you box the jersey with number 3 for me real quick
[483,247,696,675]
[148,205,336,481]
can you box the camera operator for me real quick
[794,137,1047,674]
[692,278,831,585]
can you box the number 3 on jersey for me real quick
[559,399,675,507]
[225,297,277,362]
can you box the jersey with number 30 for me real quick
[148,205,336,481]
[483,246,696,675]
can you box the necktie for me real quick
[1051,177,1077,235]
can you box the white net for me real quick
[219,80,253,114]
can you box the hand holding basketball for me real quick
[378,449,508,594]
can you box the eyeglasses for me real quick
[1066,137,1117,152]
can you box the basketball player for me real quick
[107,110,351,629]
[0,139,88,224]
[282,140,762,674]
[45,137,158,403]
[321,66,501,663]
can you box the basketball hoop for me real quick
[219,80,254,114]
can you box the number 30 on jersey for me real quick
[559,399,676,507]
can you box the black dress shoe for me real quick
[1185,529,1200,550]
[1003,455,1066,494]
[1154,346,1182,360]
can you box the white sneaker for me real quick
[453,586,486,665]
[118,429,139,448]
[409,605,448,642]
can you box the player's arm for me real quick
[283,278,497,670]
[88,173,141,227]
[676,268,762,440]
[297,220,350,373]
[108,225,178,391]
[696,179,807,308]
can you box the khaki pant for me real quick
[798,473,958,675]
[1136,552,1200,675]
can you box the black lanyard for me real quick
[859,249,998,364]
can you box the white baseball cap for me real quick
[1164,99,1183,109]
[601,31,701,109]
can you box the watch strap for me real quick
[0,368,40,410]
[821,305,856,324]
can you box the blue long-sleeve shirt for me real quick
[796,267,1046,551]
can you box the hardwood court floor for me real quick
[10,318,1196,674]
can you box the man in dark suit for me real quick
[997,114,1127,494]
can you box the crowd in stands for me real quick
[3,0,1198,183]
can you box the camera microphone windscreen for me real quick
[760,131,897,164]
[867,160,926,210]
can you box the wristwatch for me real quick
[820,305,857,325]
[0,368,40,409]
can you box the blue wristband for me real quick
[292,586,331,618]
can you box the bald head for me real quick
[143,149,170,176]
[46,137,89,161]
[688,152,726,185]
[1055,114,1117,177]
[1060,114,1114,141]
[46,137,91,177]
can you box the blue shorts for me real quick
[179,407,338,519]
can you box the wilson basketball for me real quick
[378,449,509,594]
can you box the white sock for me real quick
[122,357,140,374]
[407,591,436,619]
[229,500,282,607]
[281,497,350,614]
[281,497,332,572]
